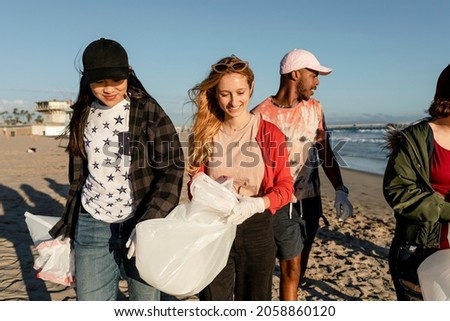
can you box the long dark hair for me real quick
[427,64,450,118]
[63,69,151,158]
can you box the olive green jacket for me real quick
[383,119,450,248]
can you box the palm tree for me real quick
[12,108,19,124]
[26,111,35,124]
[19,109,27,124]
[0,111,8,123]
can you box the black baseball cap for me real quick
[82,38,129,84]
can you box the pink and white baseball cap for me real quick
[280,49,332,75]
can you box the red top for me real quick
[430,140,450,248]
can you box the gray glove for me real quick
[334,190,354,222]
[227,196,266,225]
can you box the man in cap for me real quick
[252,49,353,300]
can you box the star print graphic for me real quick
[83,99,133,221]
[114,115,124,125]
[117,186,127,194]
[122,172,131,181]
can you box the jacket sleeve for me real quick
[383,142,450,223]
[261,122,294,214]
[138,104,185,221]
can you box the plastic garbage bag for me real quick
[417,249,450,300]
[24,212,75,286]
[135,172,238,297]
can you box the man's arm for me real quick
[317,137,353,222]
[317,137,344,189]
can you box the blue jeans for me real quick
[74,211,160,301]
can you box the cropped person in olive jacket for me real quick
[383,64,450,300]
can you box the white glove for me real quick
[227,196,266,225]
[125,228,137,259]
[334,191,354,222]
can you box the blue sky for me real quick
[1,0,449,126]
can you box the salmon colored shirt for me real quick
[208,114,264,197]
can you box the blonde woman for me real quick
[187,55,293,300]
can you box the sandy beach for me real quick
[0,134,396,301]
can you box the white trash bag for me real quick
[24,212,75,287]
[417,249,450,300]
[135,172,238,297]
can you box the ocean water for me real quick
[328,127,389,175]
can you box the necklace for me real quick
[223,115,252,132]
[270,96,299,109]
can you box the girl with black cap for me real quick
[49,38,185,300]
[383,64,450,300]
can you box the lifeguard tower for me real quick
[33,99,72,136]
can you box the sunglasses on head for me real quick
[211,60,249,73]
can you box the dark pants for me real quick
[199,210,276,301]
[297,196,323,254]
[389,237,436,301]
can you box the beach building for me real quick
[32,99,72,136]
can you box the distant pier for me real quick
[327,123,409,130]
[176,122,411,133]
